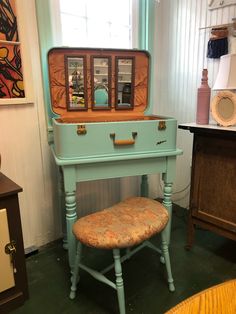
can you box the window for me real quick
[59,0,136,48]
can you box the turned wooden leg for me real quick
[113,249,126,314]
[70,242,82,299]
[65,191,77,269]
[161,229,175,292]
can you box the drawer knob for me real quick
[5,240,17,273]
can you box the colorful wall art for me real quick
[0,0,25,98]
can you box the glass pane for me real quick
[59,0,132,48]
[110,24,131,48]
[87,0,130,25]
[67,57,86,110]
[61,15,87,47]
[116,58,134,109]
[107,0,131,24]
[92,57,110,109]
[60,0,86,15]
[87,19,109,47]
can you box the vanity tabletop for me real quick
[178,122,236,135]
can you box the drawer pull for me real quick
[110,132,137,146]
[5,240,17,273]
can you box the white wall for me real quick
[0,0,61,248]
[153,0,236,208]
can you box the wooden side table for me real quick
[179,123,236,248]
[0,172,28,312]
[165,279,236,313]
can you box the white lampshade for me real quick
[213,54,236,90]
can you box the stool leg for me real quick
[70,242,82,299]
[161,230,175,292]
[113,249,126,314]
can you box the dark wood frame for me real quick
[65,55,88,111]
[115,56,135,110]
[179,124,236,249]
[0,173,28,312]
[91,55,112,110]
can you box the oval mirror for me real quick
[211,91,236,126]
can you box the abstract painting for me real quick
[0,0,25,98]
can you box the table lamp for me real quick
[211,53,236,126]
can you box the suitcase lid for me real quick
[48,47,150,122]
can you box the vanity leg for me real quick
[65,191,77,270]
[141,175,149,197]
[162,180,173,246]
[63,166,78,270]
[58,167,67,249]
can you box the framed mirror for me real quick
[115,57,135,109]
[211,91,236,126]
[91,56,111,110]
[65,56,87,111]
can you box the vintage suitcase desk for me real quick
[47,48,182,268]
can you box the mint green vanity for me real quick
[35,0,182,270]
[46,47,182,268]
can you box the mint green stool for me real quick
[69,197,175,314]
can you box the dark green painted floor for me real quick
[12,205,236,314]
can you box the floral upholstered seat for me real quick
[72,197,169,249]
[70,197,174,314]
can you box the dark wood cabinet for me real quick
[179,123,236,248]
[0,172,28,313]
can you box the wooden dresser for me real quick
[179,123,236,248]
[0,173,28,312]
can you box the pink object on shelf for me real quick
[196,69,211,124]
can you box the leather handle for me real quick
[110,132,137,146]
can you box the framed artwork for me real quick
[0,0,25,100]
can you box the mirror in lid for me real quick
[116,57,135,109]
[91,57,111,110]
[66,56,87,111]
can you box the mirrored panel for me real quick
[115,57,134,109]
[66,56,87,111]
[92,57,111,110]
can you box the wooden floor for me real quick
[12,205,236,314]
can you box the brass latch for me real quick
[5,240,17,273]
[77,125,87,135]
[158,121,166,130]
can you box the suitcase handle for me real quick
[110,132,137,146]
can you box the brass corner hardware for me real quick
[158,121,166,130]
[77,125,87,135]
